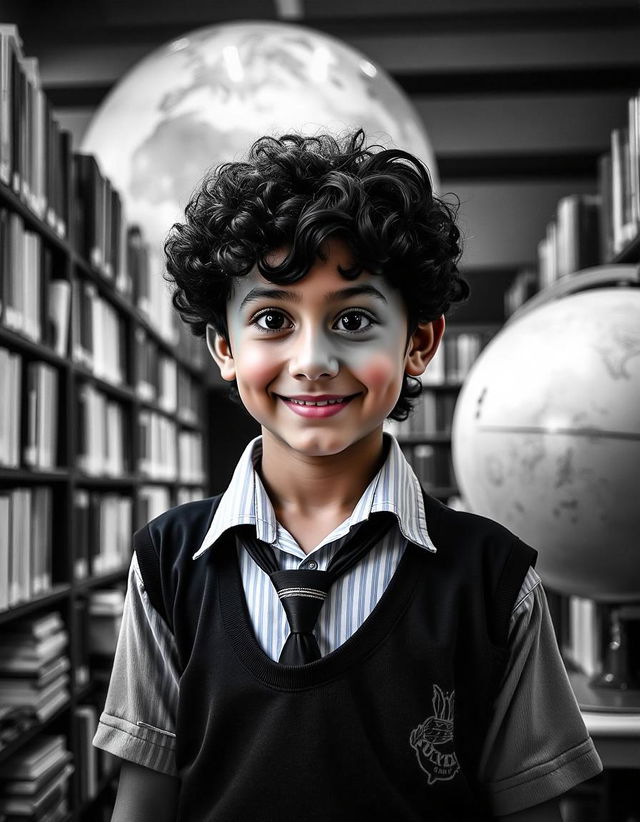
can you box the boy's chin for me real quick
[261,425,384,457]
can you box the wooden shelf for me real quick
[74,569,128,591]
[0,467,70,482]
[0,324,72,366]
[0,585,72,626]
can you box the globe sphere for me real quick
[451,282,640,601]
[81,21,437,272]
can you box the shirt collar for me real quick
[192,431,437,560]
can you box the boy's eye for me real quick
[251,308,377,335]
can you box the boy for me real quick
[93,130,602,821]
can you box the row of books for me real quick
[506,90,640,316]
[73,490,132,579]
[136,331,203,423]
[0,611,70,724]
[421,331,490,385]
[505,191,602,316]
[138,409,205,481]
[537,194,601,291]
[1,23,204,368]
[0,349,59,470]
[0,346,20,468]
[0,25,70,237]
[136,484,206,530]
[603,95,640,260]
[0,208,48,344]
[386,393,458,440]
[74,153,128,289]
[178,431,206,484]
[0,487,53,611]
[76,382,128,477]
[72,279,127,385]
[401,443,455,490]
[0,733,73,821]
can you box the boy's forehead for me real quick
[229,240,403,310]
[229,264,398,311]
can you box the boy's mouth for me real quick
[275,393,360,417]
[276,393,359,407]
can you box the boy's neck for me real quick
[257,427,388,522]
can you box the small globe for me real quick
[451,278,640,601]
[81,21,437,273]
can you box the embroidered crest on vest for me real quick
[409,684,460,784]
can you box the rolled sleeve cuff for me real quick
[92,710,178,778]
[488,738,603,816]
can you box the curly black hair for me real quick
[164,128,469,421]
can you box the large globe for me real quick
[451,274,640,601]
[81,21,437,273]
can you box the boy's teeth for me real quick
[289,397,344,406]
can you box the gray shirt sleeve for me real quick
[92,552,179,777]
[478,567,603,816]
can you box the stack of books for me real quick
[0,612,70,723]
[0,734,74,822]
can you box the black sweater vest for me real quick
[134,488,536,822]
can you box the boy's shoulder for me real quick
[422,490,529,552]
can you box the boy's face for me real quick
[207,236,443,459]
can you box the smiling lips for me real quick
[277,393,359,418]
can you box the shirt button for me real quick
[304,560,318,570]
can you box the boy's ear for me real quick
[404,316,446,378]
[205,324,236,382]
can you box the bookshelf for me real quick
[0,24,208,821]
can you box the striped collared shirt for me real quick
[191,431,437,660]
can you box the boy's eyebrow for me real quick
[239,285,388,311]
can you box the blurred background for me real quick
[0,1,638,820]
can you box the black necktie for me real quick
[236,513,397,665]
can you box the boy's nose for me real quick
[288,328,340,380]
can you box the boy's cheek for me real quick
[355,353,402,392]
[236,351,281,389]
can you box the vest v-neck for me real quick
[217,530,423,689]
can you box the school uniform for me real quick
[93,431,602,819]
